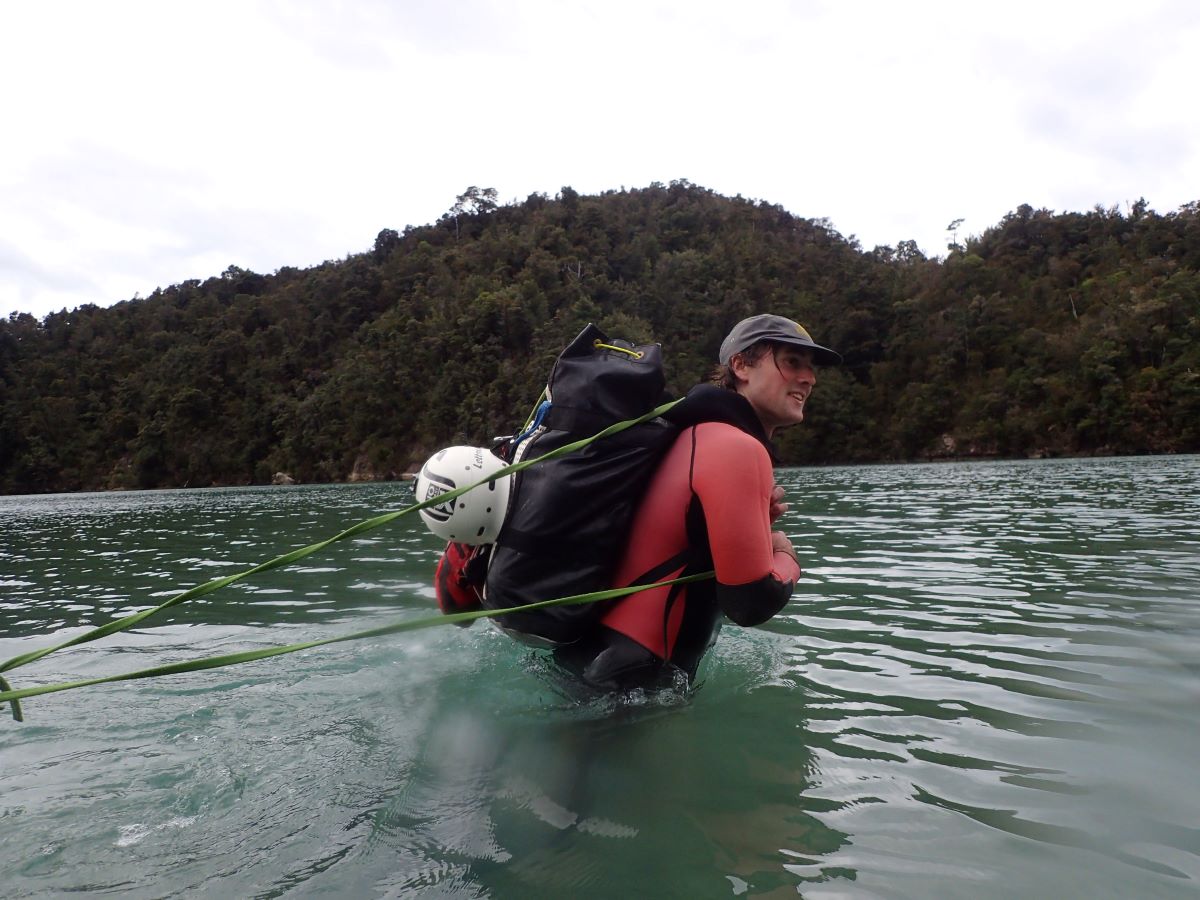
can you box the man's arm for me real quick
[691,424,801,627]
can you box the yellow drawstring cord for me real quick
[593,339,644,359]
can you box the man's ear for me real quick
[728,352,751,384]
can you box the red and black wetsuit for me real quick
[554,386,801,689]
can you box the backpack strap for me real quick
[629,548,691,588]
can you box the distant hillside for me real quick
[2,182,1198,494]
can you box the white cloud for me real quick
[2,0,1198,319]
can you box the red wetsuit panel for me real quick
[600,421,800,660]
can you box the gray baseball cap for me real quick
[718,314,843,366]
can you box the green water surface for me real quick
[1,456,1198,898]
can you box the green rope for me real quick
[1,398,681,677]
[0,676,22,722]
[0,572,712,707]
[0,398,688,719]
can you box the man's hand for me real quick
[769,485,789,522]
[771,530,800,570]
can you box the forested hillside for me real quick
[2,181,1198,495]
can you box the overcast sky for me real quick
[3,0,1198,321]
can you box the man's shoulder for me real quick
[666,385,776,461]
[690,420,770,456]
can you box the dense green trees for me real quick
[2,183,1197,494]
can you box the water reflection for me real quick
[2,458,1199,896]
[0,484,434,637]
[367,647,849,897]
[777,456,1200,896]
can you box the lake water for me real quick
[1,456,1198,898]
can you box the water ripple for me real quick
[2,461,1199,896]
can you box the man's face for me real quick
[732,344,817,435]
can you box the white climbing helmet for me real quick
[415,446,512,544]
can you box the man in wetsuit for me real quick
[553,314,842,690]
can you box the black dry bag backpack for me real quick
[482,324,678,646]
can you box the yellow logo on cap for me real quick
[795,323,812,340]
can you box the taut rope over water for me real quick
[0,399,710,722]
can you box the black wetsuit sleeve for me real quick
[716,574,794,627]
